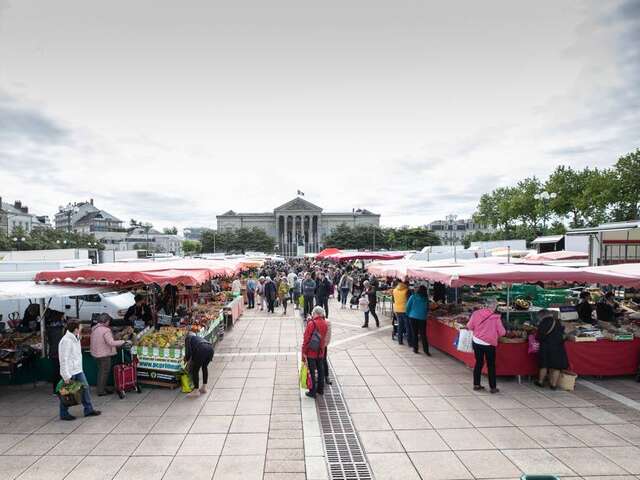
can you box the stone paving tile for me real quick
[549,448,628,476]
[409,451,472,480]
[478,427,540,449]
[456,450,522,479]
[5,434,67,456]
[368,452,421,480]
[563,425,631,447]
[177,433,226,456]
[114,455,172,480]
[89,433,144,456]
[213,454,265,479]
[16,454,84,480]
[396,429,449,452]
[439,428,494,450]
[133,433,185,456]
[163,455,219,480]
[520,426,585,448]
[502,448,576,476]
[65,455,128,480]
[385,411,432,430]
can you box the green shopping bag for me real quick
[299,362,309,390]
[56,380,84,407]
[180,373,194,393]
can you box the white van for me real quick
[0,291,135,322]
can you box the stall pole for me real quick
[39,298,46,358]
[507,246,511,264]
[75,297,80,319]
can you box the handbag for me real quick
[527,334,540,354]
[456,329,474,353]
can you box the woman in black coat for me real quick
[263,276,277,314]
[184,333,214,397]
[534,311,569,390]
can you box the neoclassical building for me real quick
[216,197,380,256]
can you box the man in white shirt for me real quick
[58,321,101,421]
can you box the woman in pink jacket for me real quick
[90,314,125,396]
[466,300,506,394]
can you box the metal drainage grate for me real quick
[316,373,374,480]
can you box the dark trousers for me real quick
[281,297,288,313]
[410,318,429,353]
[316,296,329,317]
[324,347,330,380]
[247,291,255,308]
[369,303,380,326]
[96,356,112,394]
[190,348,214,389]
[50,358,62,393]
[267,297,275,313]
[307,357,325,396]
[472,342,497,389]
[304,296,314,316]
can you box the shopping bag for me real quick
[527,334,540,354]
[56,380,84,407]
[180,373,194,393]
[299,362,309,390]
[456,329,473,353]
[558,371,577,391]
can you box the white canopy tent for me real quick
[0,282,119,357]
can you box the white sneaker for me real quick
[199,386,207,394]
[186,390,201,398]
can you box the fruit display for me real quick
[0,332,40,350]
[114,326,135,341]
[137,327,186,348]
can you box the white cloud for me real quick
[0,0,637,231]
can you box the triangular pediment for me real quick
[274,197,322,212]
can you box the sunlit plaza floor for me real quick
[2,298,640,480]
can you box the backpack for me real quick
[308,320,323,353]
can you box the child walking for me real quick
[359,294,370,328]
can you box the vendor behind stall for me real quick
[576,291,595,324]
[596,291,622,325]
[124,294,153,328]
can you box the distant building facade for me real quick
[217,197,380,255]
[183,227,210,241]
[427,214,494,245]
[0,197,51,235]
[54,199,124,233]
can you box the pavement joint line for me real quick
[328,321,366,329]
[217,351,296,357]
[330,325,393,347]
[577,379,640,411]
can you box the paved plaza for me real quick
[2,299,640,479]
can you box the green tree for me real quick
[323,224,440,250]
[610,149,640,221]
[163,226,178,235]
[201,228,275,254]
[182,240,201,255]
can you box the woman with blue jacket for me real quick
[406,284,431,355]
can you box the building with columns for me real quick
[216,197,380,256]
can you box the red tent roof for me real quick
[316,248,341,258]
[34,259,245,287]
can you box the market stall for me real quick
[34,259,253,388]
[0,282,119,384]
[366,259,640,378]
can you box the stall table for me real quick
[224,295,245,328]
[428,320,640,377]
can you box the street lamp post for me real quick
[12,237,26,251]
[534,191,557,232]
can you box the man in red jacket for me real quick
[301,306,328,398]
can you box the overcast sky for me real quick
[0,0,638,232]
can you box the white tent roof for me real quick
[0,282,116,301]
[531,235,564,244]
